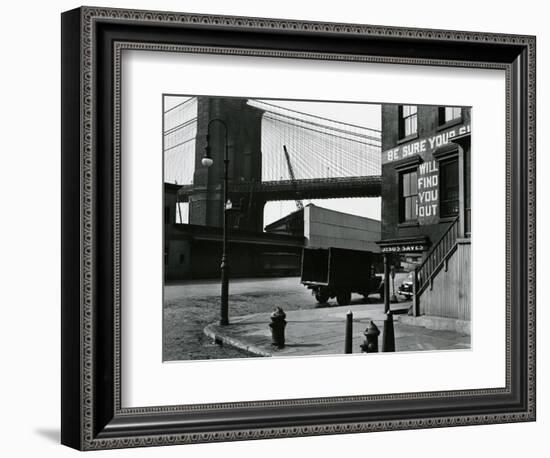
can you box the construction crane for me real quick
[283,144,304,211]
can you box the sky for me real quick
[164,95,191,111]
[164,96,382,129]
[164,95,382,226]
[255,98,381,130]
[253,99,382,225]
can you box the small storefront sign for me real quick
[379,241,429,254]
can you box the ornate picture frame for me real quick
[61,6,536,450]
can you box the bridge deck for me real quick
[176,176,382,201]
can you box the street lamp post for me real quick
[202,119,230,326]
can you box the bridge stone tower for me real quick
[189,97,266,232]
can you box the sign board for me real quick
[380,242,429,254]
[382,123,470,165]
[416,160,439,224]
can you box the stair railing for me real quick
[416,216,460,297]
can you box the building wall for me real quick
[381,105,471,247]
[264,208,304,236]
[164,223,304,281]
[164,183,179,225]
[303,205,381,252]
[165,240,192,279]
[419,240,471,320]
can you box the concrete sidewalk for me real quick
[203,302,470,357]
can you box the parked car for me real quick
[398,271,414,299]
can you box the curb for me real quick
[397,315,471,335]
[203,323,272,357]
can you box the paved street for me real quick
[163,275,402,361]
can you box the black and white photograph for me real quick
[1,0,545,454]
[162,95,472,361]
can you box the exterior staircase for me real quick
[413,217,471,320]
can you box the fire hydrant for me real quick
[360,321,380,353]
[269,307,287,349]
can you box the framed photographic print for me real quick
[61,6,536,450]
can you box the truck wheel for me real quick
[336,291,352,306]
[315,290,330,304]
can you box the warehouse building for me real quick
[164,192,382,281]
[164,184,304,281]
[265,204,380,252]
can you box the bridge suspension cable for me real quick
[163,96,197,185]
[163,97,382,188]
[247,99,381,183]
[283,145,304,210]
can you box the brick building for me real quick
[377,104,471,321]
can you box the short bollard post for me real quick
[344,310,353,354]
[382,311,395,352]
[360,321,380,353]
[269,307,286,349]
[390,265,399,303]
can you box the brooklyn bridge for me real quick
[164,96,382,232]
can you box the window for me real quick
[400,169,418,222]
[399,105,417,138]
[440,159,459,218]
[176,202,189,224]
[440,106,462,124]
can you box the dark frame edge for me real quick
[61,6,537,450]
[61,7,84,451]
[511,41,536,422]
